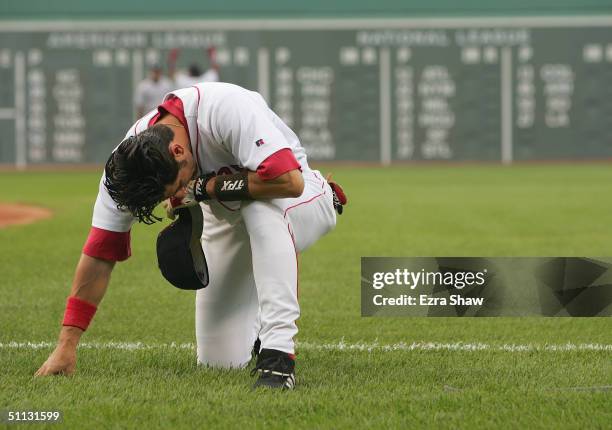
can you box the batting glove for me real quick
[162,195,198,220]
[189,173,217,202]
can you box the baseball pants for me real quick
[195,169,336,368]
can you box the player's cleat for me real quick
[329,181,347,215]
[250,348,296,390]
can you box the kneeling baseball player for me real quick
[35,82,347,390]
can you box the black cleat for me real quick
[250,348,296,390]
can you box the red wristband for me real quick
[62,296,98,331]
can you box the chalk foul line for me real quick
[0,340,610,352]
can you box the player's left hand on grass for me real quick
[34,344,77,377]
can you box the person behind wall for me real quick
[134,65,174,118]
[168,46,220,89]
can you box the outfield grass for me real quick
[1,165,611,429]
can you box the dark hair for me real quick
[104,125,178,224]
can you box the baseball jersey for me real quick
[85,82,308,261]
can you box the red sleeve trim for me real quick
[256,148,301,181]
[83,227,131,262]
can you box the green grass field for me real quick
[1,165,611,429]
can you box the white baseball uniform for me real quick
[87,82,337,368]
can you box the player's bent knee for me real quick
[196,357,251,369]
[196,346,252,369]
[196,330,257,370]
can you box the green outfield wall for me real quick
[1,3,612,165]
[2,1,612,19]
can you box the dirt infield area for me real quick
[0,203,53,228]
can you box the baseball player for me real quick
[35,82,347,390]
[169,47,220,89]
[134,64,174,118]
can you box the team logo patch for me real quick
[255,139,265,147]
